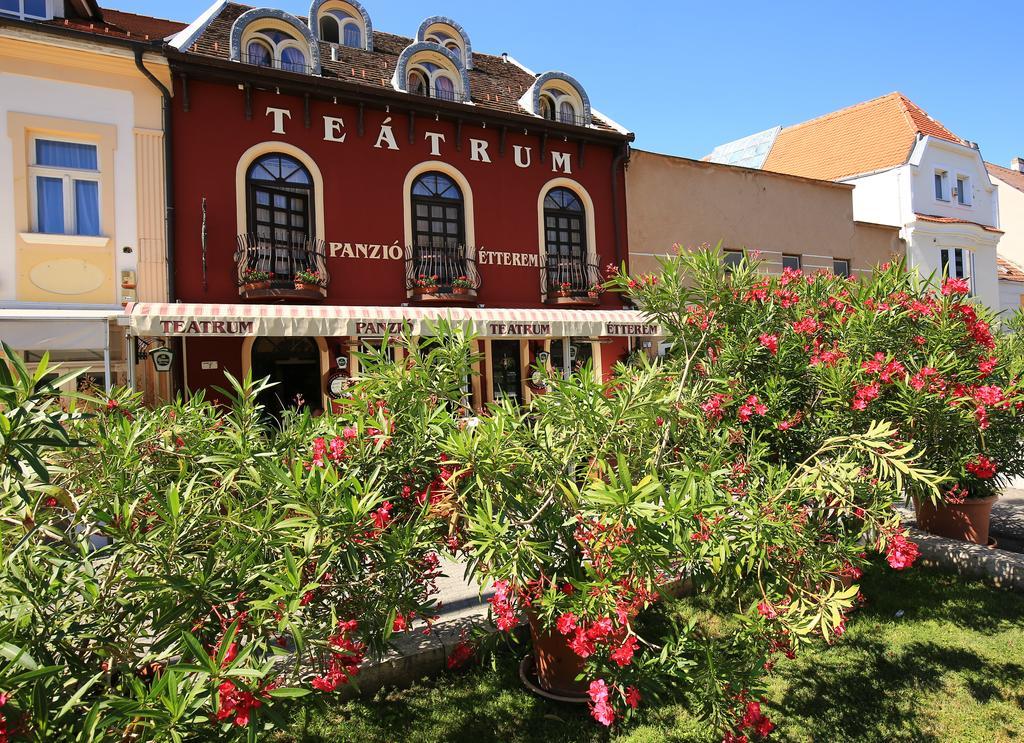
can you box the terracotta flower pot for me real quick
[295,282,319,291]
[914,494,998,545]
[453,286,468,295]
[587,291,600,299]
[555,290,572,298]
[416,286,437,295]
[525,611,587,697]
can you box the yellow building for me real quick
[0,0,182,400]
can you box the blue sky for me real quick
[125,0,1023,167]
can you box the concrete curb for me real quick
[908,526,1024,592]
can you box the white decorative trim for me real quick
[19,233,110,247]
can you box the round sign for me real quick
[326,370,348,397]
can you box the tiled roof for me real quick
[987,162,1024,194]
[998,256,1024,283]
[183,3,623,133]
[762,92,964,181]
[914,213,1003,233]
[38,7,186,41]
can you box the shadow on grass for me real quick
[771,564,1024,742]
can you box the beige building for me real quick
[626,149,903,278]
[0,0,183,401]
[985,159,1024,313]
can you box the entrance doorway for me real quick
[490,340,522,403]
[550,338,594,378]
[250,336,322,418]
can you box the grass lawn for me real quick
[275,564,1024,742]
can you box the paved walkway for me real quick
[991,488,1024,553]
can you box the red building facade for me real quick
[129,1,654,412]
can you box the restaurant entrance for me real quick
[490,339,522,403]
[250,336,322,417]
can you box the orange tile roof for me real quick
[998,257,1024,283]
[914,213,1003,233]
[762,92,964,181]
[987,162,1024,194]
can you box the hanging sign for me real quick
[150,346,175,372]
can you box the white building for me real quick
[707,92,1003,311]
[985,158,1024,315]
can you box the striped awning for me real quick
[126,303,661,338]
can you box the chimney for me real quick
[501,52,509,63]
[1012,156,1024,173]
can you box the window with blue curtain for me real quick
[343,23,360,48]
[280,46,306,73]
[36,139,98,169]
[32,139,101,236]
[36,176,64,234]
[74,181,100,236]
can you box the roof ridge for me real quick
[780,91,903,134]
[894,93,963,144]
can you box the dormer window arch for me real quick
[393,43,470,103]
[415,16,473,69]
[230,8,321,75]
[523,71,592,127]
[308,0,372,50]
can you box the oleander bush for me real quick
[0,334,471,741]
[618,250,1024,503]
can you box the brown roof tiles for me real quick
[998,257,1024,283]
[762,92,964,181]
[184,2,623,133]
[987,162,1024,194]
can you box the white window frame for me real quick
[934,169,949,202]
[781,254,802,271]
[28,135,102,236]
[833,258,850,277]
[409,63,461,100]
[940,247,974,292]
[955,174,971,206]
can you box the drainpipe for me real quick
[610,142,631,270]
[135,45,179,399]
[133,46,175,303]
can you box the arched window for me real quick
[280,46,307,73]
[544,187,588,294]
[408,69,428,96]
[558,100,577,125]
[319,15,339,43]
[410,172,467,291]
[434,75,455,101]
[343,21,361,47]
[246,39,272,66]
[412,172,463,250]
[247,153,313,251]
[540,94,556,121]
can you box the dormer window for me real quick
[524,72,593,127]
[0,0,49,20]
[416,17,473,69]
[243,29,308,72]
[315,0,376,48]
[230,8,322,75]
[394,45,468,103]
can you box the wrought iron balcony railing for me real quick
[405,242,480,296]
[409,85,471,104]
[238,51,314,75]
[235,234,329,298]
[540,257,602,303]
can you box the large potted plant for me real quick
[443,308,940,735]
[617,249,1023,546]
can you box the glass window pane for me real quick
[36,139,97,169]
[36,176,64,234]
[0,0,21,13]
[280,46,306,73]
[24,0,45,15]
[256,191,270,205]
[274,194,287,208]
[320,16,339,44]
[343,22,361,47]
[247,41,271,66]
[74,180,100,236]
